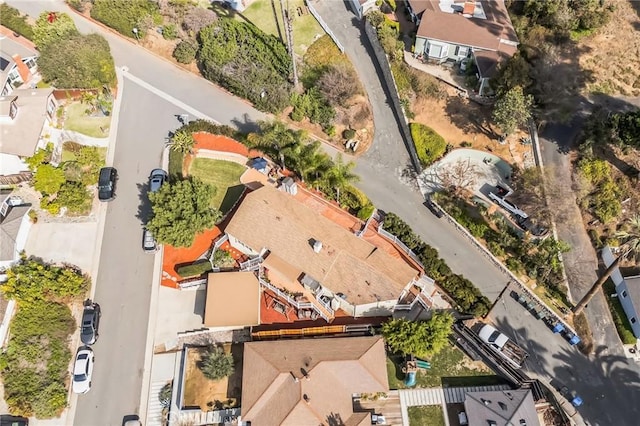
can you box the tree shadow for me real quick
[135,182,152,225]
[444,96,498,139]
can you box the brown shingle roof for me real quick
[204,272,260,327]
[416,1,518,52]
[241,336,388,426]
[224,186,419,305]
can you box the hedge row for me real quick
[0,4,34,40]
[177,260,212,278]
[382,212,491,316]
[410,123,447,167]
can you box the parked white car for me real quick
[72,347,94,394]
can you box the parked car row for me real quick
[97,166,168,252]
[72,300,100,394]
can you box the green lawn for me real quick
[63,102,111,138]
[168,149,185,180]
[239,0,323,55]
[387,344,502,389]
[188,158,246,213]
[408,406,445,426]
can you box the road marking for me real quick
[121,69,219,124]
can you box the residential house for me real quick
[349,0,377,19]
[603,246,640,338]
[0,26,39,96]
[0,191,31,272]
[221,183,440,322]
[0,88,57,179]
[463,388,540,426]
[407,0,518,95]
[239,335,388,426]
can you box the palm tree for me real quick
[169,130,195,154]
[573,215,640,315]
[199,346,234,381]
[246,121,304,164]
[284,141,332,184]
[324,153,360,202]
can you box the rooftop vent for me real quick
[520,420,527,426]
[498,401,508,411]
[282,177,297,195]
[313,240,323,253]
[481,398,492,406]
[303,394,310,404]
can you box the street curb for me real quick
[137,145,171,424]
[528,119,573,303]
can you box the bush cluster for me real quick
[382,212,491,316]
[198,18,292,113]
[90,0,161,39]
[409,123,447,166]
[0,4,34,40]
[173,39,198,64]
[578,157,623,223]
[290,88,336,131]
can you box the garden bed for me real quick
[182,344,242,410]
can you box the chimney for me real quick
[290,371,299,382]
[313,240,322,253]
[11,54,31,83]
[462,1,475,16]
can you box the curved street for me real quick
[7,1,640,425]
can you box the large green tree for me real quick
[146,178,221,247]
[382,313,454,358]
[283,140,333,184]
[38,33,116,89]
[33,11,79,49]
[492,86,534,136]
[1,258,88,304]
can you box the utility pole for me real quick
[280,0,299,89]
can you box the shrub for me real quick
[162,23,178,40]
[0,4,34,40]
[385,0,397,11]
[173,39,198,63]
[461,141,473,147]
[33,164,66,195]
[290,88,335,131]
[177,260,213,278]
[357,203,375,220]
[33,12,79,50]
[183,7,218,34]
[410,123,447,166]
[90,0,160,38]
[56,181,92,215]
[316,63,361,106]
[343,128,357,140]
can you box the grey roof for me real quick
[464,389,539,426]
[623,275,640,315]
[0,193,30,262]
[0,88,53,157]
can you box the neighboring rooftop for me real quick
[0,88,53,157]
[0,192,30,263]
[464,388,539,426]
[241,336,388,426]
[204,271,261,328]
[224,185,420,305]
[0,26,38,91]
[412,0,518,54]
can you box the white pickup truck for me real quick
[478,324,528,369]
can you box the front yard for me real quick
[182,344,242,410]
[386,344,500,389]
[63,102,111,138]
[188,158,246,213]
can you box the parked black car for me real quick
[80,301,101,345]
[0,415,28,426]
[98,167,117,201]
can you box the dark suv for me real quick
[98,167,117,201]
[80,302,101,345]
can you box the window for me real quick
[632,317,637,324]
[23,56,37,69]
[454,46,468,57]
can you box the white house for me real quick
[0,192,31,273]
[603,246,640,338]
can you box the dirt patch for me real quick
[578,1,640,97]
[413,90,532,168]
[182,344,242,410]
